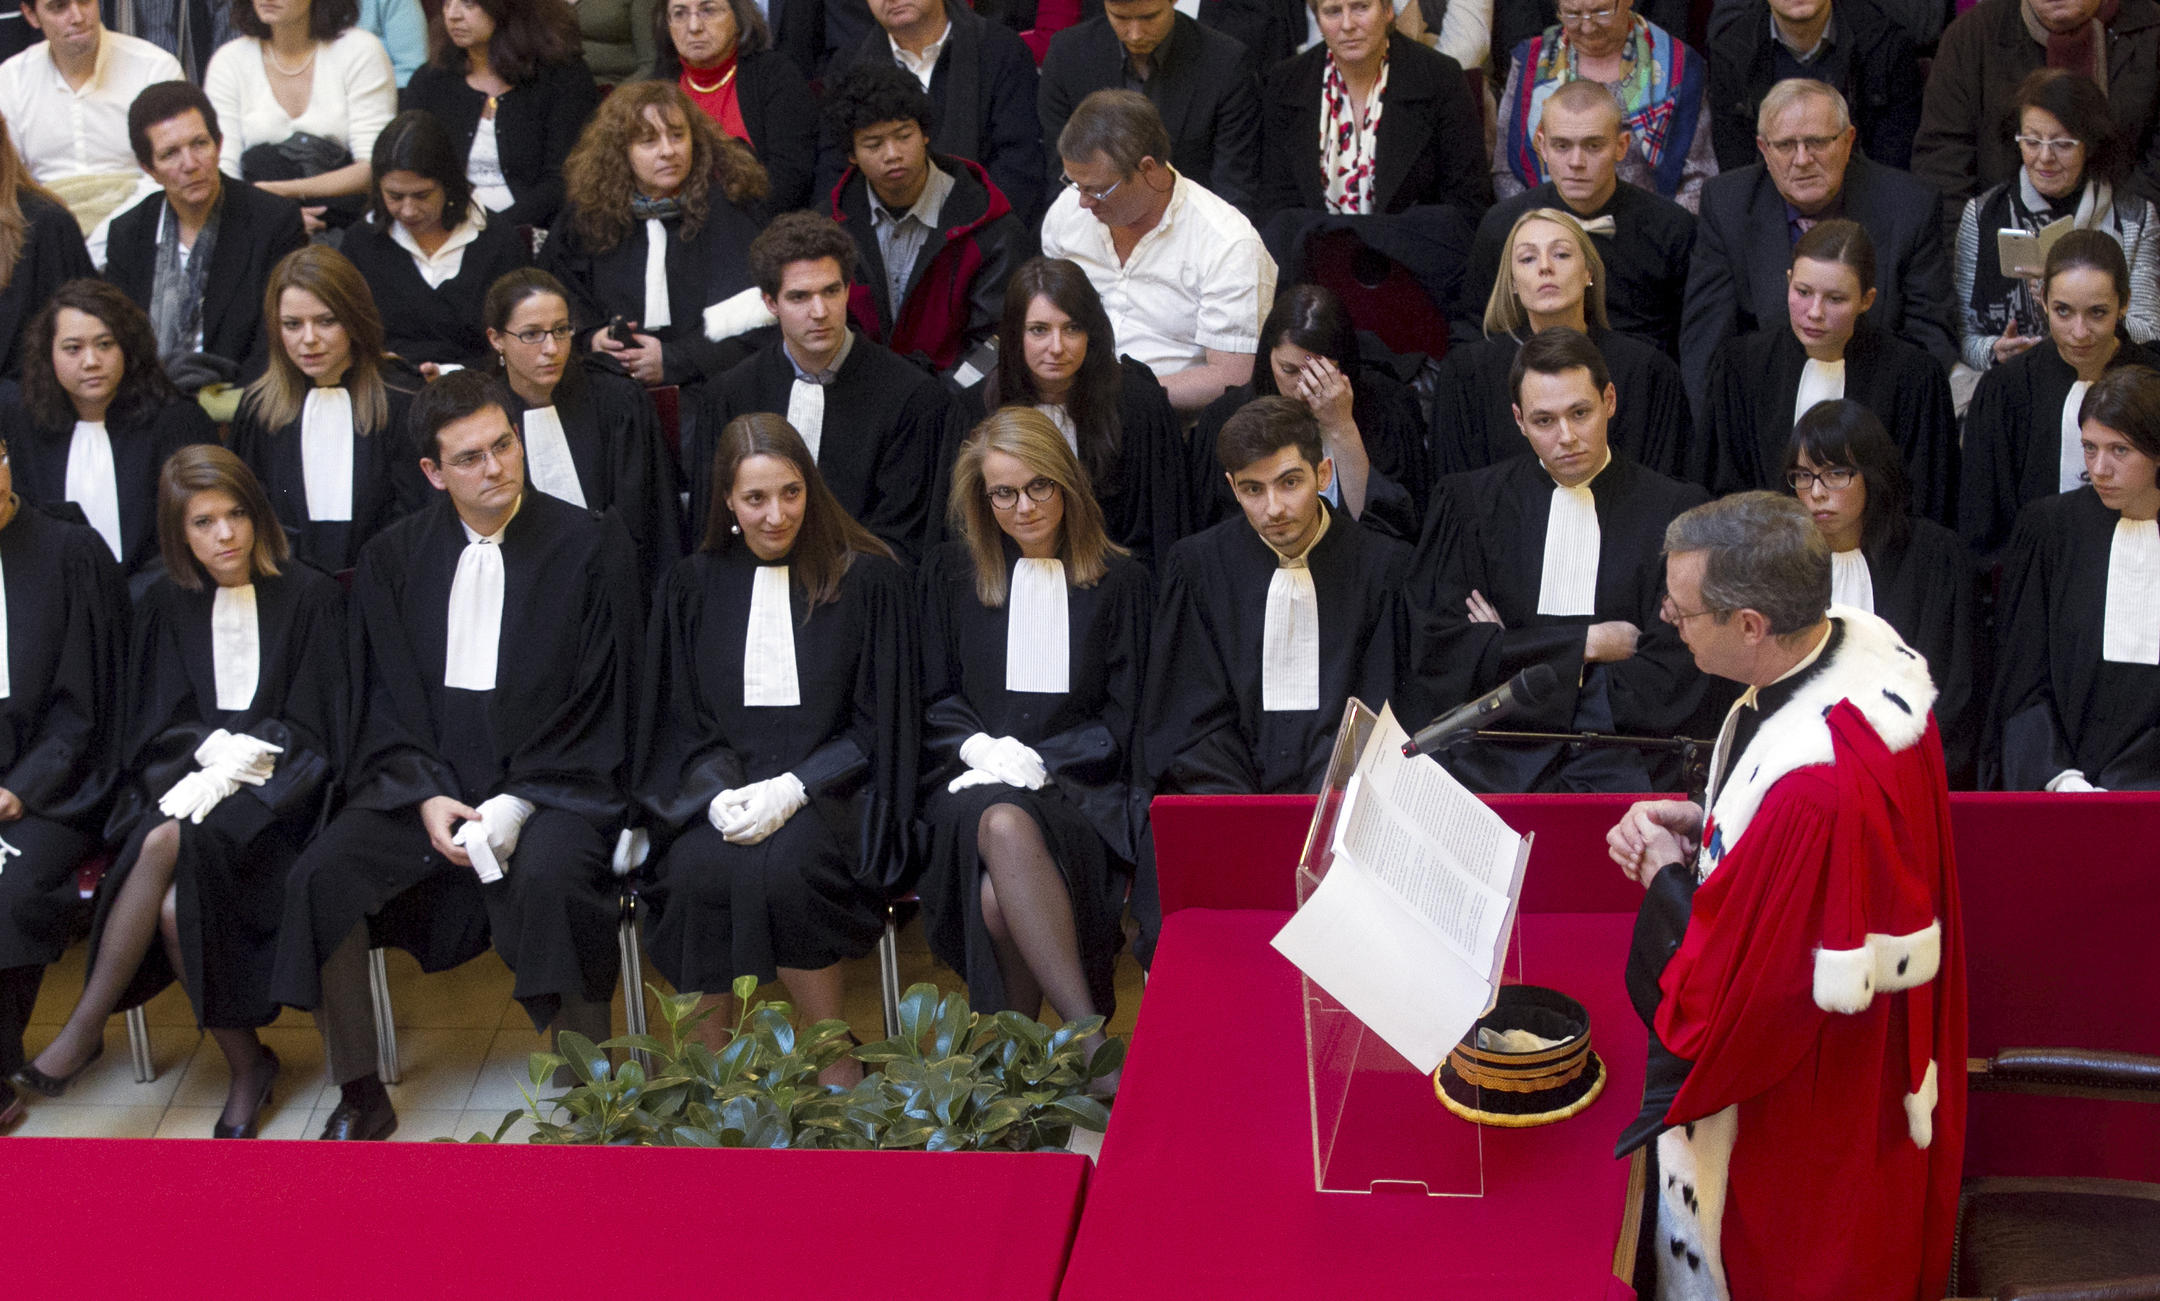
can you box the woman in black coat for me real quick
[0,120,93,379]
[399,0,600,231]
[14,448,343,1138]
[654,0,820,214]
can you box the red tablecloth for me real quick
[5,1139,1089,1296]
[1059,908,1645,1300]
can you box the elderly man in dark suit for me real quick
[1039,0,1262,213]
[1678,76,1953,406]
[102,80,306,387]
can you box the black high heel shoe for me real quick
[9,1041,103,1099]
[213,1047,281,1139]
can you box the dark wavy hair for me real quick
[822,60,937,143]
[985,257,1124,497]
[156,444,290,590]
[1254,283,1359,398]
[368,110,475,232]
[701,412,891,613]
[562,80,768,251]
[747,210,856,295]
[426,0,581,84]
[2011,68,2126,187]
[127,81,221,170]
[652,0,772,73]
[20,280,182,431]
[231,0,358,43]
[1782,399,1911,551]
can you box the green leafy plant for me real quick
[452,975,1121,1150]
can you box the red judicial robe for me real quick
[1653,609,1966,1300]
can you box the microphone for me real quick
[1402,664,1561,757]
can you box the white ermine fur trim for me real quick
[703,286,777,341]
[1906,1059,1940,1149]
[1655,1106,1738,1301]
[1811,921,1942,1014]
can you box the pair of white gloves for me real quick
[708,773,809,845]
[158,730,284,825]
[2048,770,2107,793]
[457,793,536,884]
[946,733,1049,794]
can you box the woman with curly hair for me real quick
[542,79,769,386]
[0,115,93,379]
[0,280,215,590]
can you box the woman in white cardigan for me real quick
[206,0,396,235]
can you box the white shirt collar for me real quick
[389,213,485,288]
[889,18,951,86]
[869,160,954,231]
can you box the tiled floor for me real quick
[9,914,1145,1142]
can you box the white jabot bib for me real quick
[1262,564,1321,711]
[65,421,123,562]
[444,515,510,690]
[0,550,11,700]
[1034,403,1079,455]
[300,387,355,522]
[1830,548,1875,614]
[211,583,261,710]
[787,381,826,459]
[2061,380,2095,493]
[1006,558,1071,693]
[521,405,586,507]
[742,564,802,706]
[642,218,672,330]
[1536,483,1601,616]
[2102,517,2160,665]
[1793,357,1847,426]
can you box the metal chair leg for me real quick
[618,889,649,1070]
[877,906,902,1040]
[367,945,401,1085]
[125,1005,154,1083]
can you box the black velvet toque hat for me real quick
[1435,984,1606,1128]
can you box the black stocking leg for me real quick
[31,822,183,1079]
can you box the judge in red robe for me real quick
[1606,491,1966,1301]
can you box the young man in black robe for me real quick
[697,212,956,562]
[1410,328,1722,793]
[1133,395,1409,961]
[269,370,640,1142]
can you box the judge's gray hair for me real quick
[1756,79,1851,138]
[1663,492,1830,636]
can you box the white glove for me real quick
[957,733,1048,790]
[710,773,809,845]
[946,767,1007,794]
[611,827,650,877]
[2046,769,2103,793]
[456,793,536,883]
[194,729,282,786]
[159,768,240,824]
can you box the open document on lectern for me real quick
[1271,703,1532,1074]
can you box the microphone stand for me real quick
[1445,730,1717,792]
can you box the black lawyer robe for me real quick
[1189,367,1430,541]
[700,331,955,562]
[916,541,1151,1015]
[542,197,766,386]
[1405,454,1721,792]
[91,567,346,1029]
[228,380,428,576]
[1428,326,1695,485]
[3,395,217,588]
[338,214,533,368]
[1958,336,2160,563]
[0,194,92,378]
[1988,487,2160,790]
[1699,323,1960,526]
[636,545,917,986]
[1859,519,1985,785]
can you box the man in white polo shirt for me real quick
[1041,88,1276,415]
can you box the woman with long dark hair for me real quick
[979,257,1187,571]
[651,0,817,213]
[339,110,531,368]
[14,447,344,1138]
[2,280,215,588]
[0,116,92,378]
[399,0,600,230]
[636,413,915,1082]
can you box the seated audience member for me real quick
[652,0,820,214]
[638,412,913,1084]
[978,257,1188,570]
[17,447,342,1138]
[1703,0,1921,172]
[1193,281,1427,536]
[1679,77,1954,404]
[1990,364,2160,789]
[1782,400,1983,779]
[544,80,770,387]
[0,0,180,246]
[1702,219,1957,522]
[339,111,531,371]
[1458,80,1695,357]
[3,279,215,589]
[918,408,1145,1059]
[1955,69,2160,374]
[270,369,640,1142]
[0,436,127,1135]
[0,117,92,379]
[700,212,955,560]
[1436,207,1692,479]
[398,0,600,232]
[204,0,398,237]
[1961,230,2160,561]
[1915,0,2160,219]
[825,62,1025,381]
[1038,0,1262,213]
[483,267,681,596]
[1410,327,1714,792]
[1041,89,1278,414]
[1257,0,1492,221]
[579,0,658,83]
[827,0,1046,226]
[358,0,427,85]
[1492,0,1693,73]
[1493,0,1717,213]
[105,82,308,387]
[228,245,427,575]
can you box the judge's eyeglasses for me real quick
[1659,594,1730,625]
[988,477,1059,510]
[1785,466,1857,492]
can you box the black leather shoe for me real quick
[213,1047,281,1139]
[10,1041,103,1099]
[0,1080,23,1134]
[317,1090,397,1141]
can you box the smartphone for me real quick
[1996,229,2045,280]
[607,315,639,349]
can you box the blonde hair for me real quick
[947,407,1123,607]
[1482,207,1611,337]
[0,115,65,292]
[245,245,391,435]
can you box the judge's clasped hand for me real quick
[709,774,809,845]
[1606,798,1704,886]
[955,733,1050,791]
